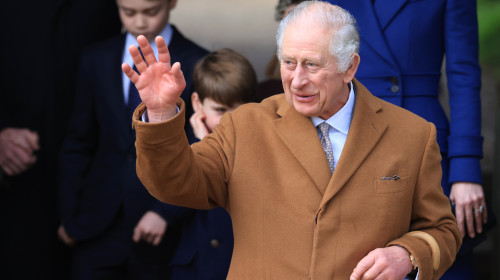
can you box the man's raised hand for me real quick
[121,35,186,123]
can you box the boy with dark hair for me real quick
[57,0,207,279]
[170,48,257,280]
[190,48,257,139]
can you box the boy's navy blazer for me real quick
[59,25,208,242]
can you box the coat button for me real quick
[210,239,220,248]
[391,84,400,93]
[390,76,400,93]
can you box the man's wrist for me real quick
[408,253,418,276]
[391,245,417,275]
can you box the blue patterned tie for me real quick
[127,66,142,128]
[318,122,334,173]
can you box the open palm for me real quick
[122,35,186,121]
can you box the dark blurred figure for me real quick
[57,0,208,278]
[255,0,305,102]
[0,1,121,279]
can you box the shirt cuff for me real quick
[404,269,419,280]
[140,107,180,123]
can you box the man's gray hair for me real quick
[276,0,359,73]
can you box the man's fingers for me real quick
[137,35,157,66]
[132,226,141,243]
[122,63,140,85]
[171,62,186,89]
[464,205,475,238]
[152,235,162,246]
[455,204,466,237]
[474,204,483,234]
[156,36,171,65]
[129,44,148,73]
[24,130,39,151]
[482,204,488,224]
[1,163,16,176]
[350,254,375,280]
[3,146,34,173]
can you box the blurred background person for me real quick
[255,0,306,102]
[57,0,207,279]
[0,1,121,279]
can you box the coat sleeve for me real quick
[133,99,233,211]
[444,0,483,184]
[387,123,462,279]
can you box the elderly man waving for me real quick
[123,1,461,279]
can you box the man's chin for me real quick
[293,104,318,118]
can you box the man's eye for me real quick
[308,62,315,67]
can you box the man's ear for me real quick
[343,53,360,84]
[191,92,202,113]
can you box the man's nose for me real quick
[291,66,308,89]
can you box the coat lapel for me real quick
[320,80,388,206]
[373,0,409,31]
[274,98,332,196]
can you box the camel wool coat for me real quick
[133,80,461,279]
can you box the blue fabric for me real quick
[329,0,483,185]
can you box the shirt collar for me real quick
[311,81,355,135]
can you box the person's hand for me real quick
[133,211,167,246]
[189,111,209,140]
[450,182,488,238]
[121,35,186,123]
[57,224,76,247]
[0,128,39,175]
[350,246,413,280]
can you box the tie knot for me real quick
[318,122,330,136]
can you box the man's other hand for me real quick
[133,211,167,246]
[350,246,413,280]
[0,128,39,175]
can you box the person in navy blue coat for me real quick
[169,48,257,279]
[327,0,488,278]
[57,0,207,278]
[0,1,121,279]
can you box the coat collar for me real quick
[372,0,409,30]
[274,96,332,196]
[272,79,387,197]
